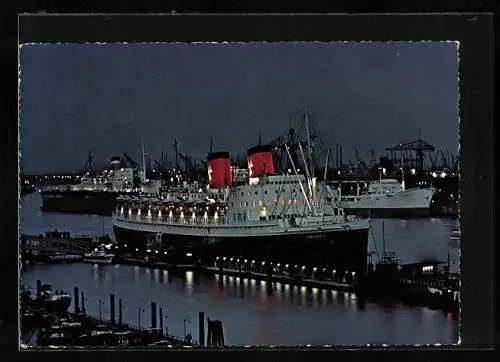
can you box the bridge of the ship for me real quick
[20,235,91,255]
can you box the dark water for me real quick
[20,192,460,346]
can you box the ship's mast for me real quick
[323,148,330,182]
[305,109,314,178]
[382,220,386,254]
[174,139,179,170]
[141,139,147,183]
[401,149,405,191]
[284,144,312,213]
[298,141,315,211]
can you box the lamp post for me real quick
[163,308,169,336]
[183,318,191,340]
[138,308,144,329]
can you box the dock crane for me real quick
[386,137,435,173]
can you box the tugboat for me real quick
[113,128,370,281]
[84,246,115,265]
[28,283,72,313]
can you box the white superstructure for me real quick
[71,168,136,192]
[83,249,115,264]
[113,173,367,238]
[335,179,435,212]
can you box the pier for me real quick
[20,234,92,264]
[21,281,226,348]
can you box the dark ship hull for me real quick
[41,190,132,216]
[113,225,369,280]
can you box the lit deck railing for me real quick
[116,208,228,226]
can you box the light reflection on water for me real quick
[20,192,459,345]
[25,262,459,345]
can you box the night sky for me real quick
[19,42,459,174]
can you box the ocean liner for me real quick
[113,143,370,280]
[40,155,149,215]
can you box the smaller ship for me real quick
[28,284,72,313]
[336,178,436,218]
[84,247,115,264]
[449,220,461,241]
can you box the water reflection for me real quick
[185,271,194,296]
[22,262,458,345]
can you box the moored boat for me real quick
[84,248,115,264]
[29,284,72,313]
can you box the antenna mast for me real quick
[401,148,405,191]
[382,221,386,254]
[305,109,314,177]
[174,139,179,170]
[141,139,146,183]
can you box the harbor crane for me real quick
[385,138,435,172]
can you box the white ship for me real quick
[83,248,115,264]
[336,178,436,218]
[113,142,370,280]
[449,220,460,241]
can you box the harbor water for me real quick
[20,192,460,346]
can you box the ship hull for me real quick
[113,224,369,279]
[345,207,431,218]
[41,190,129,216]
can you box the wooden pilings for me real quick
[206,318,224,346]
[151,302,157,329]
[198,312,205,346]
[74,287,80,316]
[81,291,85,313]
[118,298,123,325]
[110,294,116,325]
